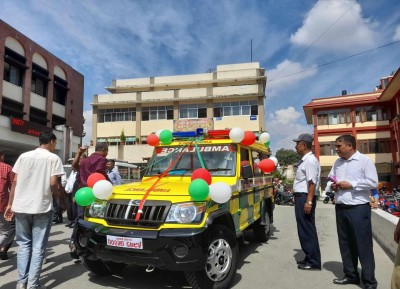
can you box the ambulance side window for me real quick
[240,148,253,179]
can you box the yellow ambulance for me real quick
[75,129,274,289]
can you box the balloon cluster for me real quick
[189,168,232,204]
[75,173,113,206]
[147,129,173,146]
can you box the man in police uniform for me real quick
[293,133,321,270]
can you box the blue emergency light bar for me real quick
[172,128,204,138]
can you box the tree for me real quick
[120,130,126,144]
[275,148,301,166]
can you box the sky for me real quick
[1,0,399,154]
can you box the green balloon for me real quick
[265,141,270,147]
[188,179,209,201]
[159,129,173,144]
[75,187,96,206]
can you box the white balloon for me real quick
[155,129,164,137]
[93,180,113,200]
[229,127,244,143]
[254,158,260,164]
[259,132,270,143]
[269,156,278,166]
[209,182,232,204]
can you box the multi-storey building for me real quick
[303,69,400,190]
[91,62,266,164]
[0,20,84,164]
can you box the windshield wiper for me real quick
[208,168,232,172]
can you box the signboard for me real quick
[10,117,50,137]
[173,118,214,132]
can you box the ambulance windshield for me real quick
[146,144,236,176]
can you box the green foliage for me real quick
[275,148,301,166]
[120,130,126,142]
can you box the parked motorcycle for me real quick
[323,191,335,204]
[274,191,294,206]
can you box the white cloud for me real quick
[266,60,318,98]
[266,106,312,152]
[290,0,377,53]
[394,26,400,41]
[82,109,93,146]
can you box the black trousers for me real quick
[294,193,321,268]
[335,203,377,287]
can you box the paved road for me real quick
[0,202,394,289]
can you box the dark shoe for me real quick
[0,251,8,260]
[53,218,63,224]
[333,277,360,285]
[297,263,321,270]
[296,259,307,265]
[69,241,79,260]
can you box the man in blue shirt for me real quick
[106,159,122,186]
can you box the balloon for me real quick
[241,131,256,146]
[188,179,209,201]
[209,182,232,204]
[159,130,173,144]
[258,159,275,173]
[229,127,244,143]
[87,173,106,188]
[254,158,260,164]
[75,187,96,206]
[264,141,270,147]
[269,156,278,166]
[191,168,212,185]
[147,134,160,146]
[155,129,164,137]
[259,132,270,143]
[93,180,113,200]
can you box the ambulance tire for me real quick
[82,257,127,276]
[185,225,238,289]
[253,213,270,242]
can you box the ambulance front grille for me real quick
[104,200,171,228]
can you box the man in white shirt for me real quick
[292,133,321,271]
[329,134,378,289]
[4,131,65,289]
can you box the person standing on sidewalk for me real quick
[292,133,321,271]
[106,159,122,185]
[0,150,15,260]
[4,131,65,289]
[329,134,378,289]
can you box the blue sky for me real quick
[1,0,399,153]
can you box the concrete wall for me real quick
[372,208,398,260]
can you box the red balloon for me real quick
[241,131,256,146]
[191,168,212,185]
[147,134,160,146]
[258,159,275,173]
[87,173,106,188]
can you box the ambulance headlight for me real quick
[88,201,107,218]
[166,202,206,224]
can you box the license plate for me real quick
[106,235,143,249]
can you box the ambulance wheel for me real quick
[185,225,238,289]
[83,257,126,275]
[253,213,270,242]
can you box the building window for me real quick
[213,100,258,117]
[319,142,337,156]
[355,106,390,122]
[31,64,49,97]
[1,97,24,118]
[98,108,136,123]
[53,76,68,105]
[358,138,391,154]
[179,104,207,119]
[317,109,351,125]
[142,106,173,121]
[3,48,26,87]
[30,107,48,126]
